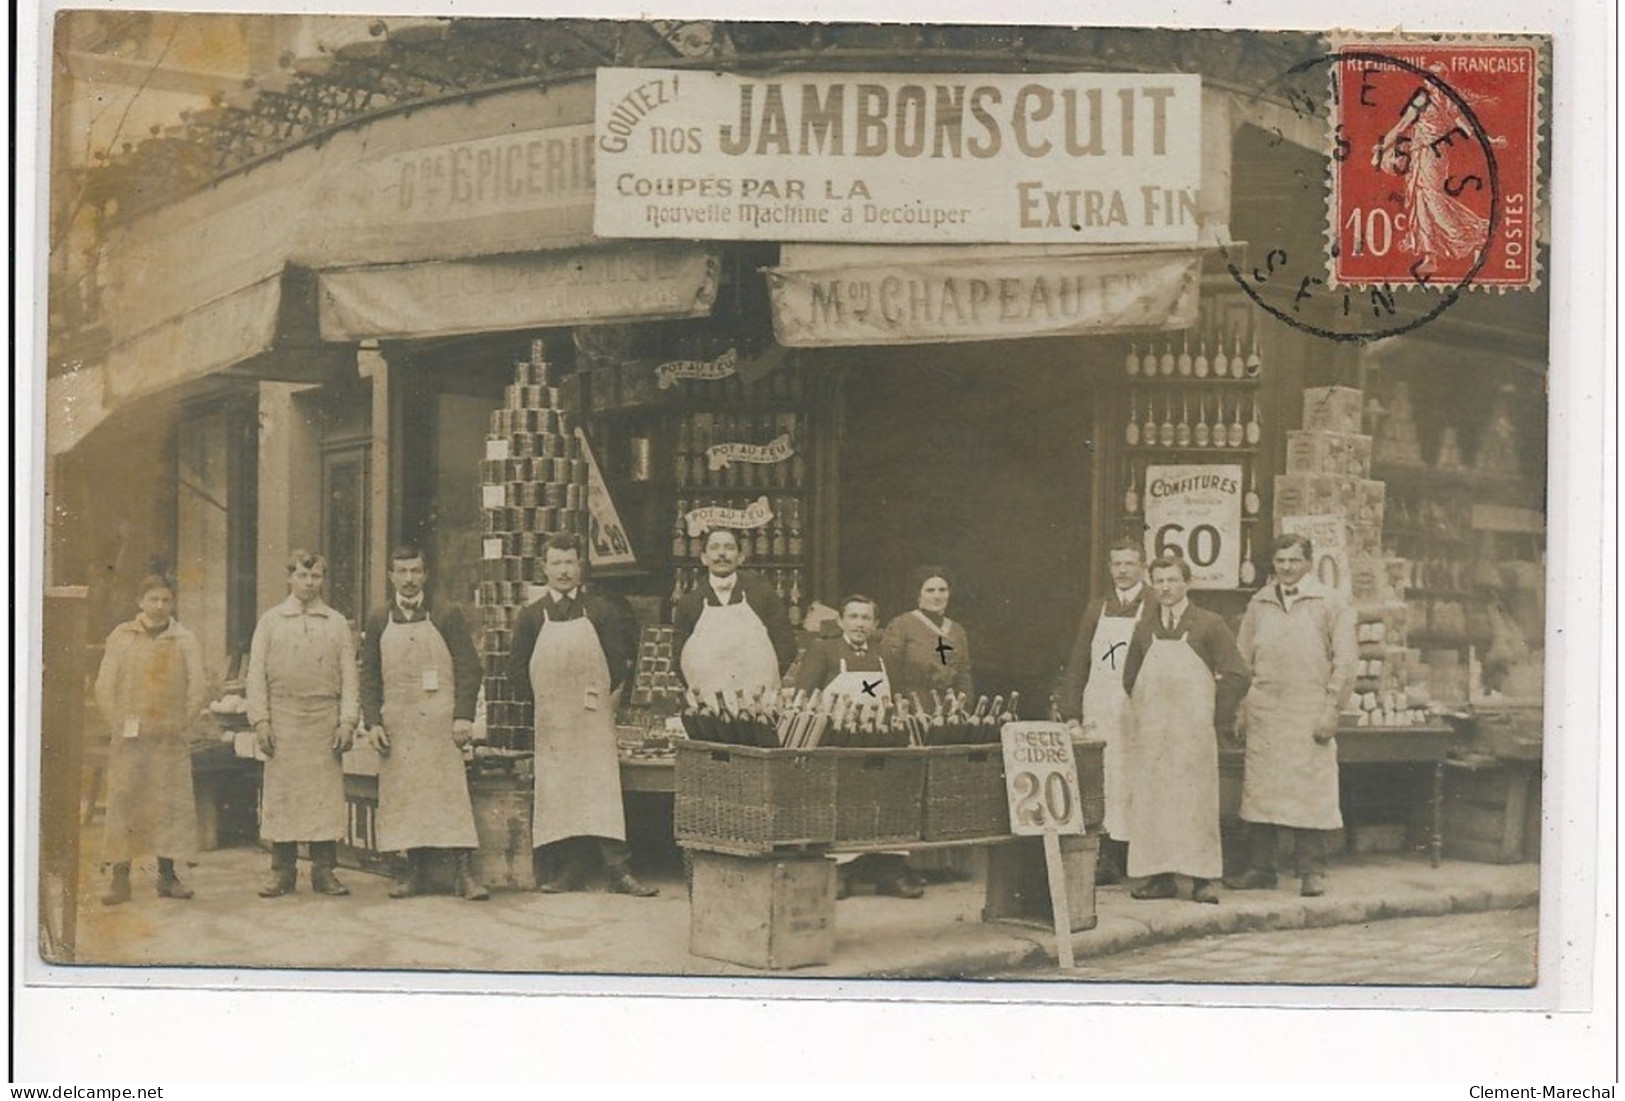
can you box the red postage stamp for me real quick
[1329,38,1542,291]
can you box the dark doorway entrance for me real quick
[836,340,1099,716]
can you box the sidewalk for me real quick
[58,844,1539,981]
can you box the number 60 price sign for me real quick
[1142,464,1244,589]
[1000,721,1086,968]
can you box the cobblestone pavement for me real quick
[995,905,1539,986]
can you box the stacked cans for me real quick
[478,344,591,751]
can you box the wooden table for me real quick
[1335,724,1464,867]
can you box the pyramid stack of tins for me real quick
[477,342,591,752]
[1273,387,1424,728]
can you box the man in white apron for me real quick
[1120,555,1251,905]
[792,595,922,900]
[508,533,653,896]
[246,550,359,898]
[1224,533,1358,898]
[673,528,796,703]
[1055,538,1150,885]
[360,547,488,901]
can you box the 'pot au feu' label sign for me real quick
[705,433,795,470]
[684,495,774,537]
[655,347,738,389]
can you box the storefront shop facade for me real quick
[54,23,1549,875]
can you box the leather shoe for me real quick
[1130,874,1178,900]
[1299,873,1326,898]
[1221,869,1279,890]
[258,874,296,898]
[156,877,194,900]
[310,868,350,896]
[607,872,659,897]
[1191,879,1221,905]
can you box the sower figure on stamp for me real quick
[1121,555,1250,905]
[93,574,207,905]
[1055,538,1150,886]
[246,550,359,898]
[1224,533,1358,898]
[508,533,654,897]
[360,546,488,902]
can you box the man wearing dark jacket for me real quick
[507,533,650,896]
[672,528,797,702]
[360,546,488,901]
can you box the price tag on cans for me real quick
[485,438,511,461]
[482,538,504,561]
[481,485,506,509]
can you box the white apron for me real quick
[826,655,895,867]
[1123,633,1223,880]
[528,612,625,847]
[1080,611,1139,841]
[680,597,782,701]
[824,657,891,703]
[260,624,348,843]
[376,617,479,851]
[1240,601,1344,829]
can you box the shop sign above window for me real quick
[593,68,1203,245]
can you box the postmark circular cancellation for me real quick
[1222,35,1545,344]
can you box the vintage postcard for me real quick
[18,5,1605,1073]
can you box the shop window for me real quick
[321,445,370,622]
[174,397,257,683]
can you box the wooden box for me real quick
[1444,759,1541,864]
[982,834,1098,933]
[688,851,836,969]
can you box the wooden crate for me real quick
[688,850,836,970]
[1444,759,1541,864]
[982,834,1099,933]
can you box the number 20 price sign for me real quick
[1142,464,1243,589]
[1000,721,1086,968]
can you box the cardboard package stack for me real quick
[1274,386,1426,727]
[476,341,591,751]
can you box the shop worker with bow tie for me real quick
[360,545,488,902]
[508,532,651,897]
[1120,554,1250,905]
[672,527,797,703]
[1224,533,1358,899]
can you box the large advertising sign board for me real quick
[593,68,1203,245]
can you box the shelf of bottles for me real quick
[476,342,590,752]
[1117,323,1269,579]
[667,370,815,631]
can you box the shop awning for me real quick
[102,271,285,405]
[316,243,721,342]
[767,244,1203,348]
